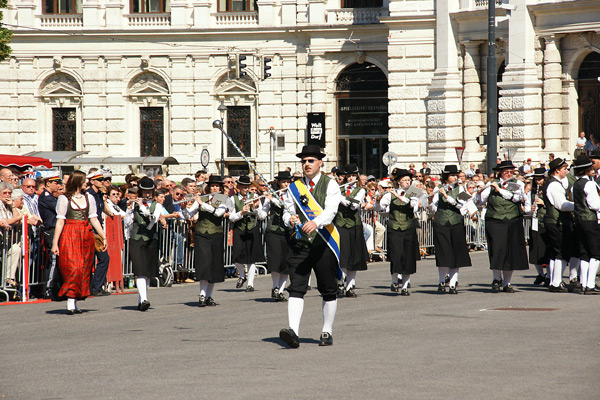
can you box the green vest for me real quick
[434,184,463,226]
[196,196,224,234]
[233,193,257,231]
[485,178,522,221]
[543,176,572,225]
[266,199,289,234]
[387,191,415,231]
[295,175,331,247]
[335,186,363,228]
[573,177,597,222]
[131,202,159,241]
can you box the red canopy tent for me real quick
[0,154,53,169]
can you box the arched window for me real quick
[577,52,600,139]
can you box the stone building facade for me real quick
[1,0,599,179]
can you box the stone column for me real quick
[462,40,484,157]
[542,35,565,154]
[281,0,297,26]
[192,1,211,28]
[257,0,277,27]
[307,0,325,24]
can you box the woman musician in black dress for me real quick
[524,167,550,286]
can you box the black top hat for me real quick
[207,175,223,185]
[275,171,292,180]
[296,145,326,160]
[588,150,600,159]
[138,176,156,191]
[572,155,593,170]
[441,165,460,174]
[237,175,251,185]
[493,160,516,171]
[548,158,566,173]
[391,168,412,180]
[331,166,341,175]
[532,167,546,177]
[343,163,359,175]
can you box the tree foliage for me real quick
[0,0,13,62]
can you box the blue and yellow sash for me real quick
[289,180,343,279]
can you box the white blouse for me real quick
[56,193,98,220]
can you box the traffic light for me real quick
[263,57,272,80]
[237,55,247,78]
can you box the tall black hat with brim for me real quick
[548,158,567,173]
[532,167,546,177]
[343,163,359,175]
[237,176,251,185]
[207,175,223,185]
[391,168,412,180]
[138,176,156,191]
[588,150,600,159]
[331,166,341,175]
[493,160,516,171]
[296,144,326,160]
[441,165,460,174]
[572,155,593,170]
[275,171,292,180]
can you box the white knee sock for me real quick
[67,298,76,311]
[247,264,256,287]
[345,270,357,290]
[569,257,579,281]
[548,259,555,283]
[492,270,502,281]
[199,280,208,297]
[236,263,246,279]
[288,297,304,336]
[136,277,148,303]
[449,268,458,288]
[278,274,288,291]
[502,271,513,286]
[587,258,599,289]
[206,283,215,298]
[271,272,280,290]
[322,300,337,334]
[579,260,590,289]
[535,264,545,276]
[392,273,399,284]
[401,275,411,290]
[438,267,449,284]
[552,259,564,287]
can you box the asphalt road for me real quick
[1,251,599,400]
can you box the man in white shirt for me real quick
[279,145,342,348]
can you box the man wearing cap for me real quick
[87,169,111,296]
[38,171,62,298]
[476,160,528,292]
[279,145,342,348]
[226,175,267,292]
[541,158,575,292]
[335,163,368,297]
[569,156,600,294]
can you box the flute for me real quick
[243,187,288,204]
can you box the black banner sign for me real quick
[306,112,325,147]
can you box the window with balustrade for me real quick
[341,0,383,7]
[131,0,170,13]
[43,0,82,14]
[218,0,256,12]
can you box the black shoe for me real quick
[567,279,582,293]
[549,283,568,292]
[236,277,246,289]
[319,332,333,346]
[533,274,546,285]
[444,274,450,284]
[544,277,550,287]
[271,288,279,299]
[205,297,217,306]
[337,284,345,296]
[66,309,79,315]
[400,288,410,296]
[139,300,150,311]
[279,328,300,348]
[437,283,447,293]
[391,283,400,292]
[491,280,501,292]
[277,293,287,302]
[503,284,515,293]
[198,295,206,307]
[583,286,600,295]
[448,286,458,294]
[92,289,111,297]
[245,286,254,292]
[345,288,357,298]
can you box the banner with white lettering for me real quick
[306,112,326,147]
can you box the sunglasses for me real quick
[22,185,35,188]
[93,178,105,182]
[301,159,317,164]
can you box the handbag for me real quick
[71,194,105,252]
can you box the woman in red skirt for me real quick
[52,170,106,315]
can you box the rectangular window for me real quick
[218,0,256,12]
[275,133,285,151]
[341,0,383,7]
[226,106,251,158]
[131,0,170,13]
[140,107,164,157]
[52,108,77,151]
[44,0,82,14]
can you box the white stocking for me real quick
[579,260,589,289]
[136,277,148,303]
[271,271,280,289]
[247,264,256,287]
[345,270,357,290]
[569,257,580,281]
[288,297,304,336]
[206,283,215,298]
[587,258,599,289]
[322,300,337,334]
[502,271,513,286]
[449,268,458,288]
[278,274,288,291]
[199,280,208,297]
[438,267,449,284]
[236,263,246,279]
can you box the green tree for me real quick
[0,0,13,62]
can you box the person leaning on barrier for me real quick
[428,165,477,294]
[0,183,23,289]
[476,160,529,293]
[524,168,550,286]
[37,172,62,299]
[374,168,421,296]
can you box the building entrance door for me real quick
[338,137,389,178]
[578,52,600,140]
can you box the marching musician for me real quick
[428,165,477,294]
[570,156,600,294]
[335,163,369,298]
[524,167,550,286]
[279,145,342,348]
[182,175,228,306]
[476,160,528,293]
[374,168,420,296]
[262,171,293,302]
[226,175,266,293]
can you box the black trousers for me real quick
[287,243,338,302]
[91,249,110,291]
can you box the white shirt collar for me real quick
[305,172,321,186]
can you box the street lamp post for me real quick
[218,101,227,177]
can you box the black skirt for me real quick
[129,238,159,278]
[575,219,600,261]
[433,222,472,268]
[194,232,225,283]
[338,225,369,271]
[484,217,529,271]
[528,224,549,265]
[265,231,291,274]
[542,218,573,262]
[387,226,420,275]
[232,226,265,264]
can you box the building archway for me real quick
[577,52,600,140]
[335,62,388,178]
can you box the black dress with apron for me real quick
[528,188,549,265]
[264,198,291,274]
[433,185,472,268]
[193,196,225,283]
[231,193,265,264]
[129,202,160,278]
[385,192,420,275]
[335,186,368,272]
